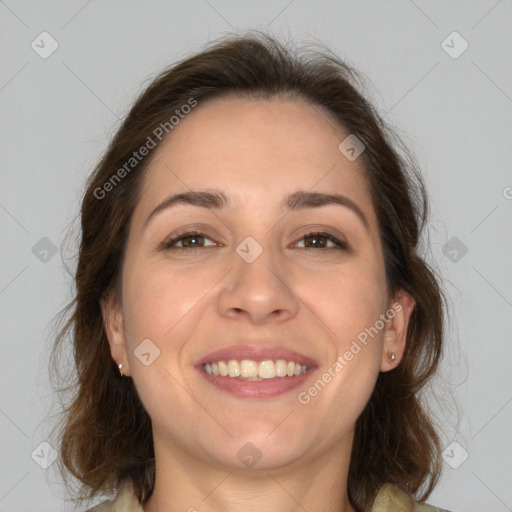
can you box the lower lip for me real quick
[197,367,315,398]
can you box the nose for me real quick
[216,240,300,326]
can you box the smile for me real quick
[203,359,309,381]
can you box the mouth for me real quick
[194,345,318,398]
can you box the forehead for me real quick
[136,97,374,222]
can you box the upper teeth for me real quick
[204,359,308,380]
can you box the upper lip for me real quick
[194,344,319,368]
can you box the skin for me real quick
[102,97,415,512]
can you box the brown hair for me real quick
[50,31,445,511]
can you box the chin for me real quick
[203,430,308,471]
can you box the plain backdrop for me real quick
[1,1,511,511]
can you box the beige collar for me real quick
[371,483,448,511]
[89,480,446,512]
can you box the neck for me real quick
[142,431,356,512]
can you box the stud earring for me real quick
[118,363,124,377]
[387,351,397,363]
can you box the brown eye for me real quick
[163,231,216,250]
[293,232,347,250]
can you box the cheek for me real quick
[301,277,383,408]
[120,260,216,417]
[300,262,386,390]
[122,259,211,342]
[307,262,387,342]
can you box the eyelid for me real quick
[161,229,218,250]
[290,231,348,250]
[289,223,349,247]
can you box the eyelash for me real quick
[161,230,348,251]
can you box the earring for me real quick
[387,351,397,363]
[118,363,124,377]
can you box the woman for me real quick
[51,32,451,512]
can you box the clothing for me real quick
[87,480,452,512]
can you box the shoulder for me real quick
[371,483,453,512]
[85,481,141,512]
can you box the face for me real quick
[102,97,414,471]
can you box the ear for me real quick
[100,288,131,376]
[380,289,415,372]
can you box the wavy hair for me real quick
[50,31,445,511]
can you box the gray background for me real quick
[1,1,511,511]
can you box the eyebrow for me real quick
[144,189,368,230]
